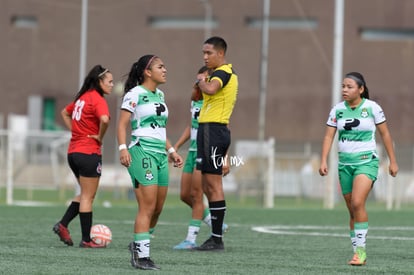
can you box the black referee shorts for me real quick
[196,123,230,175]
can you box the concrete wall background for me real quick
[2,0,414,165]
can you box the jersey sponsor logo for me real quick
[154,103,166,116]
[128,101,136,108]
[340,137,364,143]
[192,106,201,120]
[123,96,136,108]
[148,103,168,129]
[343,118,360,130]
[150,122,160,129]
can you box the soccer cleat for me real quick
[348,247,367,266]
[135,257,160,270]
[128,242,160,270]
[194,237,224,251]
[222,223,229,233]
[129,242,139,268]
[173,240,197,250]
[53,223,73,246]
[79,240,107,248]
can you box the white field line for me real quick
[96,220,414,241]
[251,225,414,241]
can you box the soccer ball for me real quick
[90,224,112,246]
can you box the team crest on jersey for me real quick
[360,108,369,118]
[145,170,154,181]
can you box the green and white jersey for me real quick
[326,98,386,165]
[189,100,203,151]
[121,85,168,154]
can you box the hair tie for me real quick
[98,68,109,78]
[144,55,157,71]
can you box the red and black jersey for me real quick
[65,89,110,155]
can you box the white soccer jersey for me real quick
[121,85,169,154]
[326,98,386,165]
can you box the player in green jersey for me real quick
[118,54,183,270]
[319,72,398,266]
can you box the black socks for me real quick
[209,200,226,243]
[60,201,80,227]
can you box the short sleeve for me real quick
[121,90,138,113]
[65,101,75,116]
[326,106,337,128]
[372,102,386,125]
[94,96,110,118]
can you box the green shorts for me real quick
[183,150,197,173]
[338,157,379,195]
[127,144,169,188]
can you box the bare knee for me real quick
[180,191,191,205]
[351,198,365,213]
[80,192,96,202]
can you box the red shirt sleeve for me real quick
[65,101,75,116]
[94,95,110,119]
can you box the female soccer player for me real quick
[319,72,398,265]
[117,55,183,270]
[53,65,112,248]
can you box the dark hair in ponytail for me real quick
[75,65,109,101]
[123,54,157,95]
[345,72,369,99]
